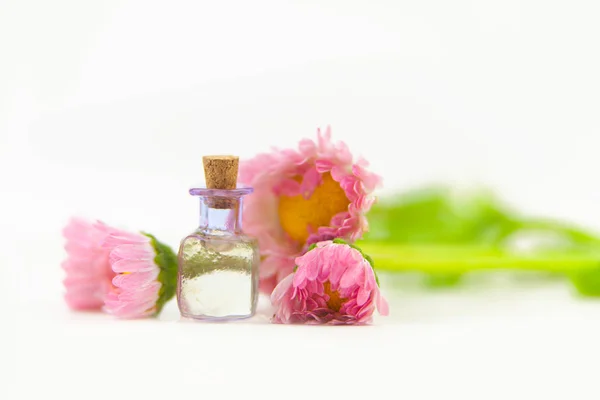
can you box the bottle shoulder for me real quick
[180,230,257,245]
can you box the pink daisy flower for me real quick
[271,239,389,325]
[62,218,113,310]
[239,127,381,294]
[62,218,177,318]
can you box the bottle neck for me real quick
[199,197,242,234]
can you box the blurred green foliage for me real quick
[363,186,517,245]
[358,185,600,295]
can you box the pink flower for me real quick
[62,218,177,318]
[271,240,389,325]
[239,127,381,294]
[62,218,113,310]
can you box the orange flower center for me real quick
[277,173,349,243]
[323,281,346,312]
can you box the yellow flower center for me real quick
[323,281,346,312]
[277,173,349,243]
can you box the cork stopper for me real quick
[203,155,239,208]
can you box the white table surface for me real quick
[7,265,600,400]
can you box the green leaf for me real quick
[355,185,600,290]
[569,266,600,296]
[423,273,463,288]
[362,185,518,246]
[143,233,178,315]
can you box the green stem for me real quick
[357,242,600,274]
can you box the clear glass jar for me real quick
[177,187,259,320]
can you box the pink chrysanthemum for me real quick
[62,218,114,310]
[239,127,381,294]
[271,240,389,325]
[62,218,177,318]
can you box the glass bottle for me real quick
[177,187,259,320]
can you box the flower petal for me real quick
[273,178,302,197]
[239,127,381,295]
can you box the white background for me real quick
[2,1,600,399]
